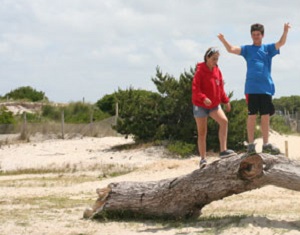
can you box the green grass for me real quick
[0,174,98,187]
[0,163,136,178]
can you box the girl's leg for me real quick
[194,117,208,158]
[209,108,228,152]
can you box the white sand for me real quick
[0,132,300,235]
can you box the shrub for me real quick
[42,102,109,123]
[0,106,15,124]
[270,115,292,134]
[4,86,47,102]
[96,94,116,115]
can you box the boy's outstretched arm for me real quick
[217,33,241,55]
[275,23,291,50]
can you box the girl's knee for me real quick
[218,117,228,126]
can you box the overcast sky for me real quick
[0,0,299,103]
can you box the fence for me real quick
[0,115,119,143]
[282,110,300,133]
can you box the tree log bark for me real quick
[83,153,300,220]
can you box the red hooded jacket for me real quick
[192,62,229,109]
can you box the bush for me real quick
[96,94,116,115]
[114,88,162,141]
[0,106,15,124]
[41,105,61,121]
[41,102,110,123]
[270,115,292,134]
[4,86,47,102]
[114,67,251,153]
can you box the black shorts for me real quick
[247,94,275,116]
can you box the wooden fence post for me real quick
[285,140,289,158]
[61,110,65,139]
[296,111,300,133]
[90,111,94,136]
[21,112,27,140]
[115,102,119,125]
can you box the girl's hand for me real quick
[224,102,231,112]
[204,98,212,106]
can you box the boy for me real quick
[217,23,291,154]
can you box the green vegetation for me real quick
[3,86,47,102]
[110,67,249,154]
[94,67,297,155]
[96,93,116,115]
[166,141,196,158]
[41,102,110,123]
[0,106,15,124]
[270,115,292,134]
[273,95,300,114]
[114,87,162,141]
[0,73,298,155]
[0,163,136,178]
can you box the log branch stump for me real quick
[83,153,300,220]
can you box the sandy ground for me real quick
[0,132,300,235]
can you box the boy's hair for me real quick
[251,23,264,35]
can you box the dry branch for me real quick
[83,153,300,220]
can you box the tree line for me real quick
[1,69,299,155]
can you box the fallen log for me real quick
[83,153,300,220]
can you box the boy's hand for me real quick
[217,33,225,41]
[284,23,291,32]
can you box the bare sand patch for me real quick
[0,132,300,234]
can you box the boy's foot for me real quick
[247,143,256,155]
[262,143,280,155]
[199,159,207,169]
[219,149,236,158]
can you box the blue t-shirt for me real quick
[240,43,279,95]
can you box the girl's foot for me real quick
[199,158,207,169]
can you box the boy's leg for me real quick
[247,94,259,154]
[247,114,257,144]
[259,95,280,154]
[259,94,274,145]
[261,114,270,145]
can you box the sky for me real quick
[0,0,300,103]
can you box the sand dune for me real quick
[0,132,300,235]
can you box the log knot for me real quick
[238,154,263,180]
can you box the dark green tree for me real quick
[114,88,162,141]
[96,94,116,115]
[273,95,300,114]
[4,86,47,102]
[114,66,251,153]
[225,99,249,151]
[151,66,196,143]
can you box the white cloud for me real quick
[0,0,299,102]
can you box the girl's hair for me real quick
[204,47,219,62]
[251,23,264,35]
